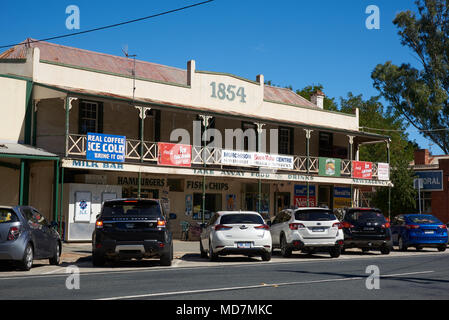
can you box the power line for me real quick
[0,0,215,49]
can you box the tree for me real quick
[371,0,449,154]
[339,93,418,216]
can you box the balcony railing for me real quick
[67,134,384,179]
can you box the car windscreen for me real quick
[346,211,386,223]
[407,215,441,225]
[101,201,162,219]
[220,214,264,225]
[0,208,18,224]
[295,210,336,221]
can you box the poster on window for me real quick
[352,161,373,179]
[333,187,351,208]
[185,194,193,216]
[226,194,236,210]
[294,185,316,207]
[75,191,92,222]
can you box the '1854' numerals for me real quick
[210,82,247,103]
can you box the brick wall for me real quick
[431,159,449,223]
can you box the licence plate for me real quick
[312,228,325,232]
[364,227,375,231]
[424,230,434,234]
[237,242,251,249]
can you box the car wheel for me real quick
[280,235,292,258]
[438,245,447,252]
[199,240,207,258]
[398,237,408,251]
[261,251,271,262]
[380,246,391,255]
[329,247,341,258]
[209,241,218,262]
[19,243,34,271]
[160,243,173,266]
[92,251,106,267]
[49,241,61,265]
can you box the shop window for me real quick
[192,193,222,221]
[79,100,103,134]
[417,192,432,213]
[167,179,184,192]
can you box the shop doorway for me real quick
[274,192,291,216]
[318,186,333,209]
[193,193,222,221]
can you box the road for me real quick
[0,249,448,301]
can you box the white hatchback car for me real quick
[200,211,272,261]
[270,207,344,258]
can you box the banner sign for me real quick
[414,171,443,191]
[377,163,390,181]
[86,133,126,163]
[319,158,341,177]
[221,150,252,166]
[158,143,192,167]
[333,187,351,208]
[294,184,316,207]
[75,191,92,222]
[352,161,373,179]
[221,150,294,170]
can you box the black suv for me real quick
[341,208,392,254]
[92,199,175,266]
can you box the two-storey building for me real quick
[0,39,392,241]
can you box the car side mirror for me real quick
[169,213,177,220]
[50,221,58,230]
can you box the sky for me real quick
[1,0,444,155]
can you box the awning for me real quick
[0,143,59,160]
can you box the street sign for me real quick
[414,171,443,191]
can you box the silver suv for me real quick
[270,207,344,258]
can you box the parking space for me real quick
[0,240,447,278]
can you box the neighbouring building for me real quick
[411,149,449,223]
[0,38,392,241]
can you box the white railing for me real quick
[66,134,388,180]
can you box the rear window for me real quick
[101,200,162,218]
[0,209,18,224]
[407,215,441,225]
[220,214,264,225]
[295,210,336,221]
[346,210,386,222]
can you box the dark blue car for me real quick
[391,214,448,252]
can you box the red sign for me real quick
[294,196,316,207]
[158,143,191,167]
[352,161,373,179]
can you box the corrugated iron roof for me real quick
[0,143,58,158]
[1,38,320,108]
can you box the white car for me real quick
[200,211,272,261]
[270,207,344,258]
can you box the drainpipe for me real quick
[305,129,313,207]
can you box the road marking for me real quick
[97,270,434,300]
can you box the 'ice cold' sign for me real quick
[87,133,126,163]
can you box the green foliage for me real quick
[296,84,339,111]
[371,0,449,154]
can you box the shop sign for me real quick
[186,181,229,191]
[86,133,126,163]
[318,158,341,177]
[352,161,373,179]
[294,184,316,207]
[158,143,191,167]
[414,171,443,191]
[221,150,294,170]
[333,187,351,208]
[377,163,390,181]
